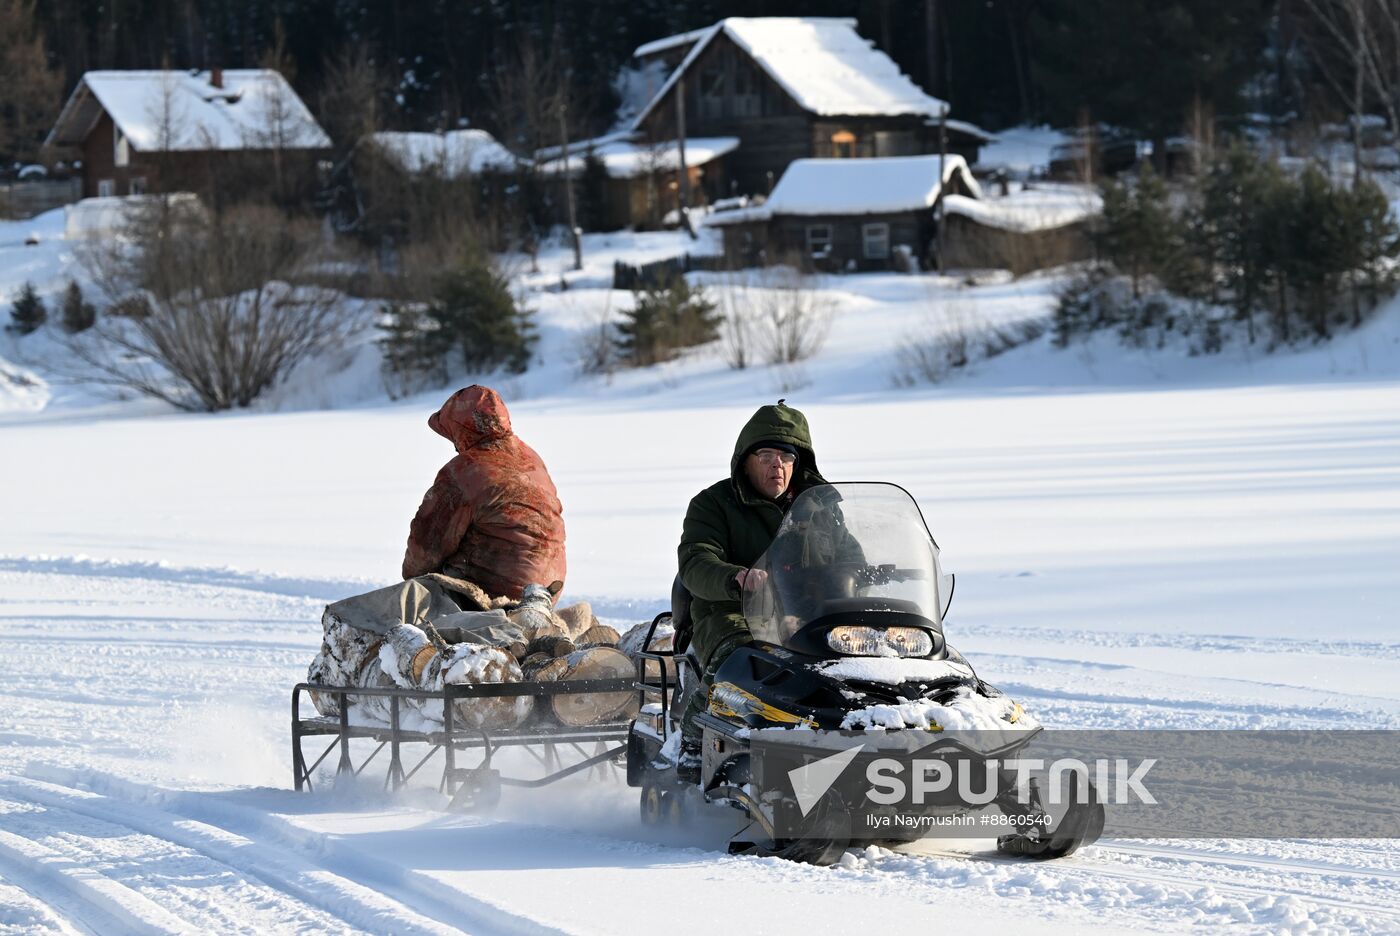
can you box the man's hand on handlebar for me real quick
[734,568,768,591]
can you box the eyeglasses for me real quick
[752,449,797,466]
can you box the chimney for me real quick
[210,67,223,89]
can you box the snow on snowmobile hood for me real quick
[428,385,513,453]
[729,401,825,502]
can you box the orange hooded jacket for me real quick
[402,386,566,600]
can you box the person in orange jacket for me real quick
[402,385,566,601]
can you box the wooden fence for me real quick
[612,252,733,290]
[0,179,82,220]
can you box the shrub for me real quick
[1052,266,1115,347]
[70,203,359,411]
[377,302,447,398]
[60,281,97,333]
[427,257,535,374]
[614,275,719,367]
[7,282,46,334]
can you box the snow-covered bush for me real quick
[614,275,718,367]
[897,296,1043,385]
[751,266,833,365]
[574,300,618,377]
[377,253,535,391]
[715,266,832,369]
[68,202,361,411]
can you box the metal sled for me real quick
[291,676,642,811]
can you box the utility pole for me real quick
[1352,0,1366,189]
[934,107,948,274]
[676,74,696,239]
[924,0,940,97]
[558,98,582,271]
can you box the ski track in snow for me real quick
[1,560,1397,934]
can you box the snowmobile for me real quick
[626,481,1105,865]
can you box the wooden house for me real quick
[629,18,993,197]
[45,69,331,202]
[537,132,738,230]
[707,154,981,272]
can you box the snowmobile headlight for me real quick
[710,682,815,727]
[825,625,933,658]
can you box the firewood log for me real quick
[576,624,621,648]
[550,647,639,726]
[522,655,570,682]
[525,634,575,659]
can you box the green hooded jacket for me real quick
[678,402,827,669]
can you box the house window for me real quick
[862,222,891,260]
[114,133,130,167]
[700,65,726,120]
[129,176,148,195]
[806,224,833,257]
[97,179,115,197]
[831,130,856,158]
[733,61,760,117]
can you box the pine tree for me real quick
[59,280,96,333]
[1199,146,1287,343]
[1099,163,1175,298]
[7,281,45,334]
[376,302,448,398]
[1337,176,1399,327]
[614,274,719,367]
[428,256,536,374]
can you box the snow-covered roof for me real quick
[538,135,739,180]
[928,118,998,143]
[706,154,980,224]
[633,26,714,59]
[633,18,948,129]
[46,70,331,152]
[366,130,518,177]
[941,183,1101,233]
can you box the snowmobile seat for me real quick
[671,575,693,654]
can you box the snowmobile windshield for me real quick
[742,483,951,652]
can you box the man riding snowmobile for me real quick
[676,400,824,776]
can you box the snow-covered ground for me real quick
[2,208,1400,933]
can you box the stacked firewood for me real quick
[308,581,647,730]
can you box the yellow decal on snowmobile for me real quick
[709,682,817,728]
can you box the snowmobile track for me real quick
[1075,843,1400,926]
[0,825,194,935]
[7,770,572,936]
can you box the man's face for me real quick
[745,447,796,499]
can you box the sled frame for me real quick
[291,677,638,800]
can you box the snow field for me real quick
[3,193,1400,932]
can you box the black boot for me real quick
[677,735,702,784]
